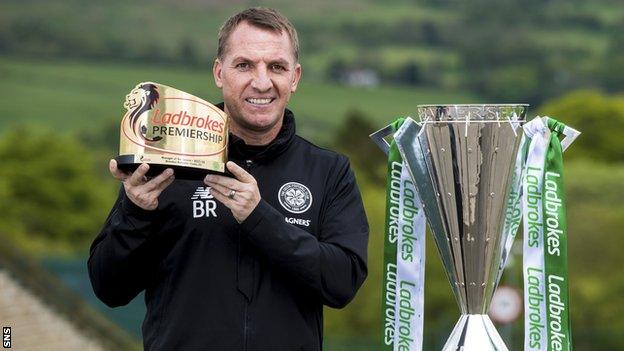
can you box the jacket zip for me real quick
[243,302,249,351]
[243,159,253,351]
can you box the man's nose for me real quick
[251,67,272,92]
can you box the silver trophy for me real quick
[372,104,527,350]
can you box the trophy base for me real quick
[115,155,229,180]
[442,314,508,351]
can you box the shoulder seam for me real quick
[293,135,347,160]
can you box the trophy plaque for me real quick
[115,82,228,179]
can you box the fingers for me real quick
[205,173,241,190]
[124,169,174,211]
[143,168,174,192]
[208,185,233,206]
[226,161,256,184]
[205,181,231,199]
[206,180,254,203]
[109,159,129,181]
[111,161,175,211]
[128,163,150,186]
[204,164,261,223]
[152,172,175,194]
[204,161,257,191]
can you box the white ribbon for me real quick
[522,117,550,351]
[393,162,426,351]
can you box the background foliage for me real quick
[2,0,623,105]
[1,0,623,349]
[0,127,114,254]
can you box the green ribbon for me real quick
[380,118,405,350]
[522,116,573,351]
[542,118,572,350]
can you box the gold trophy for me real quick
[115,82,229,179]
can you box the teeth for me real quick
[247,98,272,105]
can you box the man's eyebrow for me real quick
[269,58,292,67]
[229,56,292,66]
[230,56,251,62]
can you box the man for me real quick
[88,7,368,351]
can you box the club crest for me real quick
[278,182,312,214]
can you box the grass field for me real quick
[0,57,477,144]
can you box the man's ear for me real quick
[213,59,223,89]
[291,63,302,93]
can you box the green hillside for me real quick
[0,57,476,144]
[2,0,623,104]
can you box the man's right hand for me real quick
[109,159,175,211]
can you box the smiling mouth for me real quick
[246,98,275,105]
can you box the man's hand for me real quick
[204,161,260,223]
[109,159,175,211]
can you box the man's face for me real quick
[213,22,301,136]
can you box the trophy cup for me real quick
[115,82,229,179]
[374,104,527,350]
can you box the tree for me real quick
[599,20,624,92]
[326,58,348,83]
[394,61,422,86]
[332,109,386,183]
[539,90,624,163]
[0,127,115,255]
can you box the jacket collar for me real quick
[216,103,296,163]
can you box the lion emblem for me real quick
[124,83,162,142]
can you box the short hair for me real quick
[217,7,299,61]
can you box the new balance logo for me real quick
[191,187,212,200]
[191,187,217,218]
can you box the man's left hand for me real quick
[204,161,261,223]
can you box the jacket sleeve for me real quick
[87,188,180,307]
[240,157,369,308]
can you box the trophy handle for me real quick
[560,124,581,152]
[541,116,581,152]
[370,118,420,155]
[369,123,396,155]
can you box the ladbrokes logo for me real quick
[120,82,227,157]
[151,109,225,133]
[191,186,217,218]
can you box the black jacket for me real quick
[88,109,369,351]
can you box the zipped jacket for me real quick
[88,108,369,351]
